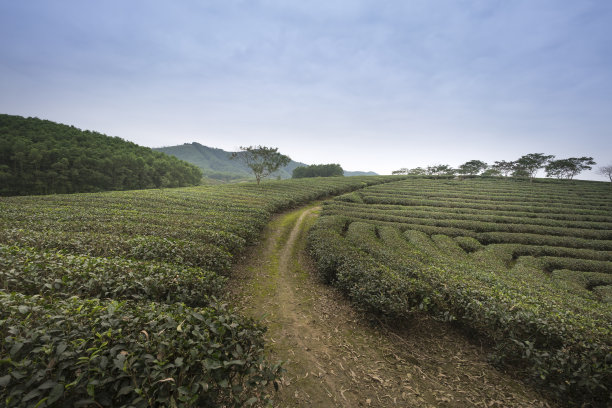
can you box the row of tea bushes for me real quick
[1,176,403,407]
[309,178,612,406]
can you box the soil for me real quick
[229,203,556,408]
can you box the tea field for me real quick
[0,176,399,407]
[308,177,612,406]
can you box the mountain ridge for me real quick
[154,142,378,181]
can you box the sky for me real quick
[1,1,611,179]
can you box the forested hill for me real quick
[154,142,306,181]
[0,114,202,196]
[155,142,377,181]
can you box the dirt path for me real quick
[230,204,555,408]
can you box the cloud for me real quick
[1,1,610,179]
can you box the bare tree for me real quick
[597,165,612,185]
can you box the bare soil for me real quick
[229,204,556,408]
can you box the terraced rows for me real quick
[309,177,612,406]
[0,176,400,407]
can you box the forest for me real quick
[0,114,202,196]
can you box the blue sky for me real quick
[1,1,611,178]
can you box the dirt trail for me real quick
[230,204,555,408]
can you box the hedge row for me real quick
[361,195,612,216]
[309,178,612,406]
[309,216,612,405]
[1,176,405,406]
[362,188,611,207]
[0,245,225,306]
[323,207,612,240]
[324,201,612,230]
[325,199,612,223]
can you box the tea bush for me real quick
[0,176,403,405]
[309,177,612,406]
[0,291,279,407]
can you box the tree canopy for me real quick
[392,153,599,181]
[292,163,343,178]
[491,160,515,177]
[0,114,202,196]
[457,160,488,176]
[512,153,555,178]
[230,146,291,185]
[545,157,596,179]
[426,164,456,176]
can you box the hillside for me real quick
[0,176,399,406]
[310,177,612,405]
[154,142,377,181]
[0,114,202,196]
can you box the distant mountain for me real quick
[344,170,378,177]
[0,114,202,196]
[154,143,377,181]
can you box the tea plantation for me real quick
[0,176,399,407]
[308,177,612,406]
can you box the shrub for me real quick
[0,291,280,407]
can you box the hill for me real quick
[0,176,398,405]
[154,142,377,181]
[0,114,202,196]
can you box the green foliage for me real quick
[0,176,403,405]
[0,292,279,407]
[425,164,456,176]
[292,163,344,178]
[153,142,308,181]
[308,177,612,406]
[230,146,291,185]
[545,157,596,179]
[0,114,202,196]
[0,245,226,306]
[492,160,515,177]
[512,153,555,178]
[457,160,488,176]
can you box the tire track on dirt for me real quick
[230,203,555,408]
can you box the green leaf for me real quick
[204,360,222,370]
[47,384,64,405]
[38,380,57,390]
[224,359,245,367]
[9,342,24,357]
[0,375,10,387]
[117,385,134,396]
[22,388,41,402]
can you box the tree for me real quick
[426,164,456,176]
[292,163,343,178]
[481,168,502,177]
[408,167,427,175]
[492,160,515,177]
[597,165,612,185]
[512,153,555,179]
[230,145,290,185]
[0,114,203,196]
[457,160,488,176]
[545,157,596,180]
[391,168,409,175]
